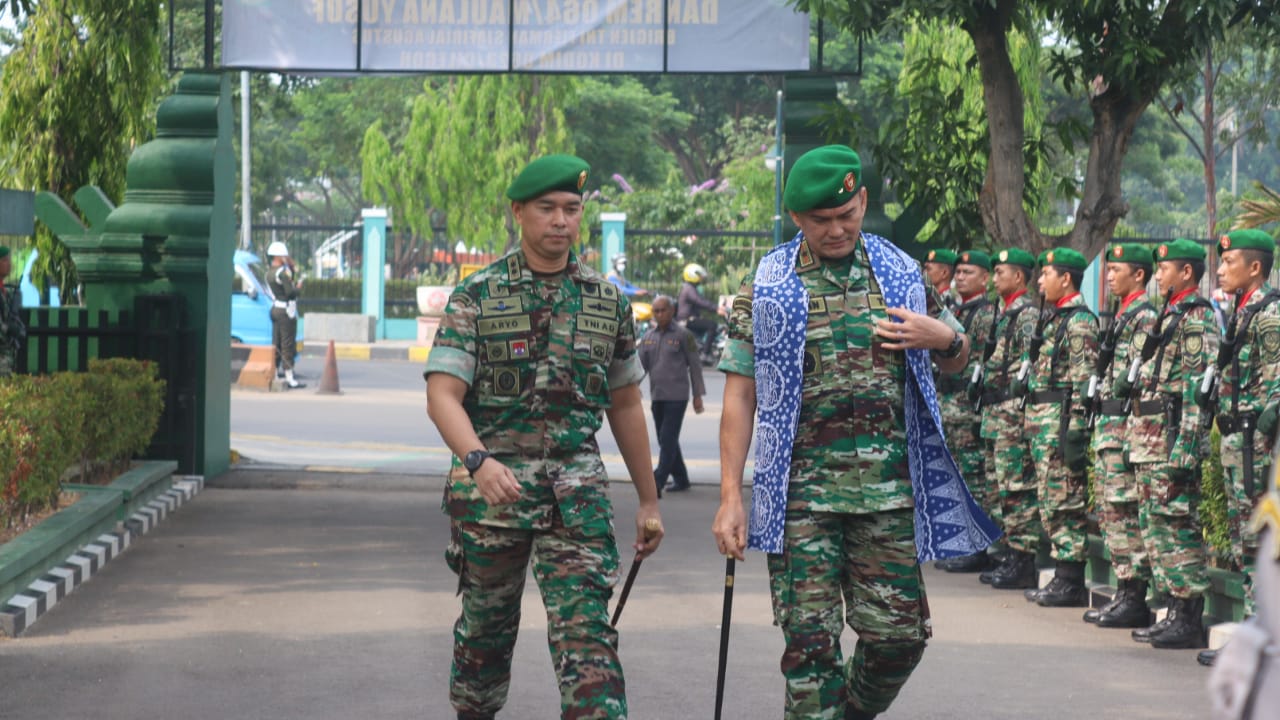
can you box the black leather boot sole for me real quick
[1197,648,1218,666]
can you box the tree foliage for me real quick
[0,0,165,299]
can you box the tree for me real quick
[565,77,689,193]
[0,0,165,299]
[363,75,576,255]
[1233,181,1280,231]
[795,0,1280,258]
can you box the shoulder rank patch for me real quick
[486,278,508,297]
[1261,326,1280,360]
[1069,333,1085,354]
[1184,330,1203,358]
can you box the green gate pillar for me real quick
[601,212,626,274]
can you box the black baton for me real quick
[610,518,661,627]
[714,557,736,720]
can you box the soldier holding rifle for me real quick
[975,248,1041,589]
[1020,248,1098,608]
[1120,239,1217,649]
[1200,228,1280,666]
[1082,244,1157,628]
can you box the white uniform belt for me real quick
[273,301,289,308]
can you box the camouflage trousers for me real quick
[766,508,929,719]
[1133,461,1209,599]
[1025,405,1088,562]
[1093,446,1149,582]
[989,400,1039,553]
[446,519,624,719]
[1220,430,1274,615]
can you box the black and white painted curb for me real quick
[0,476,204,637]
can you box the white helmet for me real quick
[267,241,289,257]
[611,254,627,272]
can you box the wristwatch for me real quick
[463,449,491,476]
[935,330,964,359]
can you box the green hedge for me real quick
[299,278,422,319]
[0,359,165,529]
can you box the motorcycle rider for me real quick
[676,263,724,360]
[606,253,649,298]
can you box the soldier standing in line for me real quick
[924,248,957,309]
[1082,243,1158,628]
[712,145,997,720]
[978,248,1042,589]
[936,250,1000,572]
[1200,228,1280,666]
[0,245,24,378]
[267,241,305,389]
[1020,248,1099,607]
[424,154,664,720]
[1121,238,1217,649]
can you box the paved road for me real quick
[231,356,732,481]
[0,471,1212,719]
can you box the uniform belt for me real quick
[1217,411,1256,436]
[1133,399,1166,417]
[273,301,289,308]
[1097,399,1128,416]
[982,389,1010,405]
[936,376,968,394]
[1027,389,1069,405]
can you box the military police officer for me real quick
[1021,248,1099,607]
[1122,238,1217,648]
[979,248,1042,589]
[424,154,664,720]
[937,250,999,572]
[1202,228,1280,665]
[0,245,24,378]
[266,241,304,389]
[1084,243,1158,628]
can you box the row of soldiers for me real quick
[925,229,1280,666]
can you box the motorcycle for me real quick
[632,300,653,336]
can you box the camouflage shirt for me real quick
[978,291,1038,440]
[939,293,996,428]
[424,249,645,532]
[719,236,961,515]
[1026,293,1098,433]
[1221,284,1280,420]
[1127,292,1216,467]
[1094,293,1157,451]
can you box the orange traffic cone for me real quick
[317,339,343,395]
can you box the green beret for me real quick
[1040,247,1088,272]
[993,247,1036,270]
[956,249,992,271]
[783,145,862,213]
[1107,243,1152,267]
[926,248,958,266]
[0,245,9,260]
[1217,228,1276,256]
[505,154,590,202]
[1153,238,1205,263]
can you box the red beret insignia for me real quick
[1112,246,1123,259]
[1046,250,1056,263]
[928,250,937,261]
[1158,245,1168,258]
[1220,235,1231,250]
[843,172,856,192]
[577,170,588,190]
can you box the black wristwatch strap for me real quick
[935,331,964,359]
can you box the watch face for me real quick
[465,450,488,472]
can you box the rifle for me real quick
[1198,289,1243,436]
[968,306,1001,412]
[1085,296,1122,430]
[1018,295,1049,410]
[1123,288,1174,415]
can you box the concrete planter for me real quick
[416,285,451,317]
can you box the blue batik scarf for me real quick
[749,232,1001,562]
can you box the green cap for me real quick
[1107,243,1153,267]
[926,248,959,266]
[993,247,1036,270]
[1217,228,1276,256]
[1153,238,1205,263]
[956,249,992,271]
[505,154,590,202]
[0,245,9,260]
[783,145,862,212]
[1039,247,1088,272]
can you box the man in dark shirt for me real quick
[676,263,723,360]
[639,294,705,494]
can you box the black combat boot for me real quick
[1035,561,1089,607]
[1096,578,1152,628]
[845,705,877,720]
[989,551,1038,589]
[1150,596,1206,649]
[937,553,991,573]
[1197,648,1218,666]
[1131,611,1176,643]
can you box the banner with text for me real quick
[223,0,809,72]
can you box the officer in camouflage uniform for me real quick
[713,146,970,720]
[924,248,957,310]
[424,155,665,720]
[1082,243,1158,628]
[0,245,24,378]
[978,248,1041,589]
[936,250,998,572]
[1118,239,1217,649]
[1201,228,1280,666]
[1020,248,1098,607]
